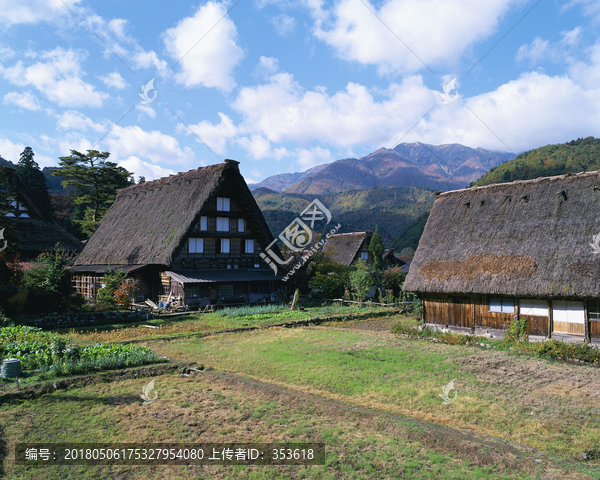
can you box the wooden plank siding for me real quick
[422,294,548,336]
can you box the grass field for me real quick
[2,314,599,479]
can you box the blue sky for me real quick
[0,0,599,183]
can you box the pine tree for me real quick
[15,147,51,215]
[53,150,132,236]
[369,225,384,271]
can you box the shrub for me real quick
[113,280,138,308]
[97,268,127,306]
[503,317,529,344]
[349,260,373,302]
[381,267,406,297]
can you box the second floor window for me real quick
[189,238,204,253]
[200,216,207,230]
[360,252,369,260]
[238,218,245,232]
[217,197,230,211]
[245,239,254,253]
[220,238,230,254]
[217,217,229,232]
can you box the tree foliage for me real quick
[15,147,51,215]
[369,225,384,271]
[53,150,132,235]
[22,244,80,312]
[96,268,128,306]
[473,136,600,186]
[349,259,373,302]
[307,252,352,298]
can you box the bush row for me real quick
[20,310,151,330]
[391,322,600,364]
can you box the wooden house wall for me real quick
[422,294,549,336]
[171,195,266,271]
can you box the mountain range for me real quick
[250,142,516,195]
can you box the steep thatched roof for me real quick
[75,160,277,266]
[404,170,600,298]
[1,166,83,254]
[17,218,83,253]
[322,231,371,266]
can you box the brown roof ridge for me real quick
[439,169,600,197]
[116,163,226,195]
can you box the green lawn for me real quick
[148,324,600,465]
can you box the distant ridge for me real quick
[249,142,515,195]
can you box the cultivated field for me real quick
[1,314,599,479]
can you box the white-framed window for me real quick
[489,297,515,313]
[519,299,548,317]
[216,217,229,232]
[221,238,230,253]
[200,216,207,230]
[217,197,230,211]
[188,238,204,254]
[245,239,254,254]
[238,218,245,232]
[360,252,369,260]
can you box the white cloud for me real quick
[3,91,41,110]
[270,14,296,36]
[516,28,582,64]
[84,14,168,74]
[0,137,25,163]
[236,135,289,160]
[136,104,157,119]
[56,110,104,132]
[184,113,238,155]
[0,47,107,107]
[569,41,600,89]
[0,46,14,61]
[254,56,279,78]
[295,146,333,168]
[163,1,245,91]
[0,0,80,27]
[117,156,175,181]
[105,125,198,167]
[309,0,522,75]
[401,71,600,153]
[98,72,129,89]
[231,72,433,147]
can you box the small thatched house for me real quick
[72,160,282,305]
[382,249,405,268]
[1,166,82,257]
[322,231,376,266]
[403,171,600,341]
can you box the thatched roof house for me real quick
[73,160,283,305]
[404,171,600,341]
[1,166,82,257]
[322,231,375,266]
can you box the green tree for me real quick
[96,268,128,306]
[307,252,352,298]
[369,225,384,271]
[53,150,131,235]
[349,259,373,302]
[15,147,51,215]
[22,244,80,312]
